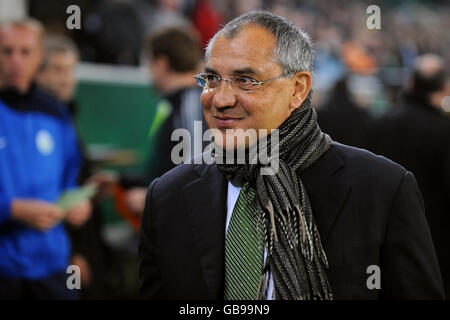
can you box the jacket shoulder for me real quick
[330,142,408,185]
[147,162,214,200]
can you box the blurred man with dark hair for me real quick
[147,25,202,89]
[117,25,206,215]
[145,25,204,153]
[317,75,373,149]
[370,54,450,297]
[0,20,91,299]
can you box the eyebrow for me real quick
[232,68,258,76]
[204,67,259,76]
[204,67,218,74]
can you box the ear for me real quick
[289,71,312,111]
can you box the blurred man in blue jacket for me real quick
[0,19,91,299]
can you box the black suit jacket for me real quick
[139,142,444,299]
[369,96,450,297]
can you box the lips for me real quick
[212,115,244,128]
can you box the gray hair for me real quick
[40,34,79,70]
[205,10,314,75]
[0,18,45,43]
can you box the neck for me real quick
[0,81,31,94]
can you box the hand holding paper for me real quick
[66,201,92,227]
[57,184,97,226]
[57,184,98,211]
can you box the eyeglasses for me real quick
[194,73,287,92]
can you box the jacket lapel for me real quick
[182,164,228,299]
[300,144,351,245]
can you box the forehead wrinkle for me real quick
[208,28,280,77]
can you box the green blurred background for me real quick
[75,81,159,169]
[74,80,160,225]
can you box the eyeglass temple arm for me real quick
[256,74,286,85]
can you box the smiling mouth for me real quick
[212,115,244,128]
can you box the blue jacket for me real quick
[0,85,82,279]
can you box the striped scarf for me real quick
[215,96,333,300]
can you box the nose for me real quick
[212,78,237,109]
[9,51,23,69]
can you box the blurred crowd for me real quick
[28,0,450,106]
[0,0,449,299]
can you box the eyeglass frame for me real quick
[194,72,290,92]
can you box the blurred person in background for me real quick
[142,25,205,179]
[37,35,78,111]
[369,54,450,297]
[36,34,116,299]
[0,19,91,299]
[123,25,205,215]
[316,41,380,150]
[317,75,374,150]
[94,26,206,219]
[36,35,92,182]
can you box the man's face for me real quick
[37,51,78,103]
[0,26,42,92]
[201,25,295,149]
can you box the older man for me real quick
[139,11,444,300]
[0,19,90,299]
[36,35,79,107]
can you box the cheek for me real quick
[200,91,214,126]
[66,78,76,90]
[246,94,290,130]
[0,58,10,72]
[46,73,59,86]
[57,72,70,85]
[200,90,213,111]
[240,95,273,125]
[24,57,40,76]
